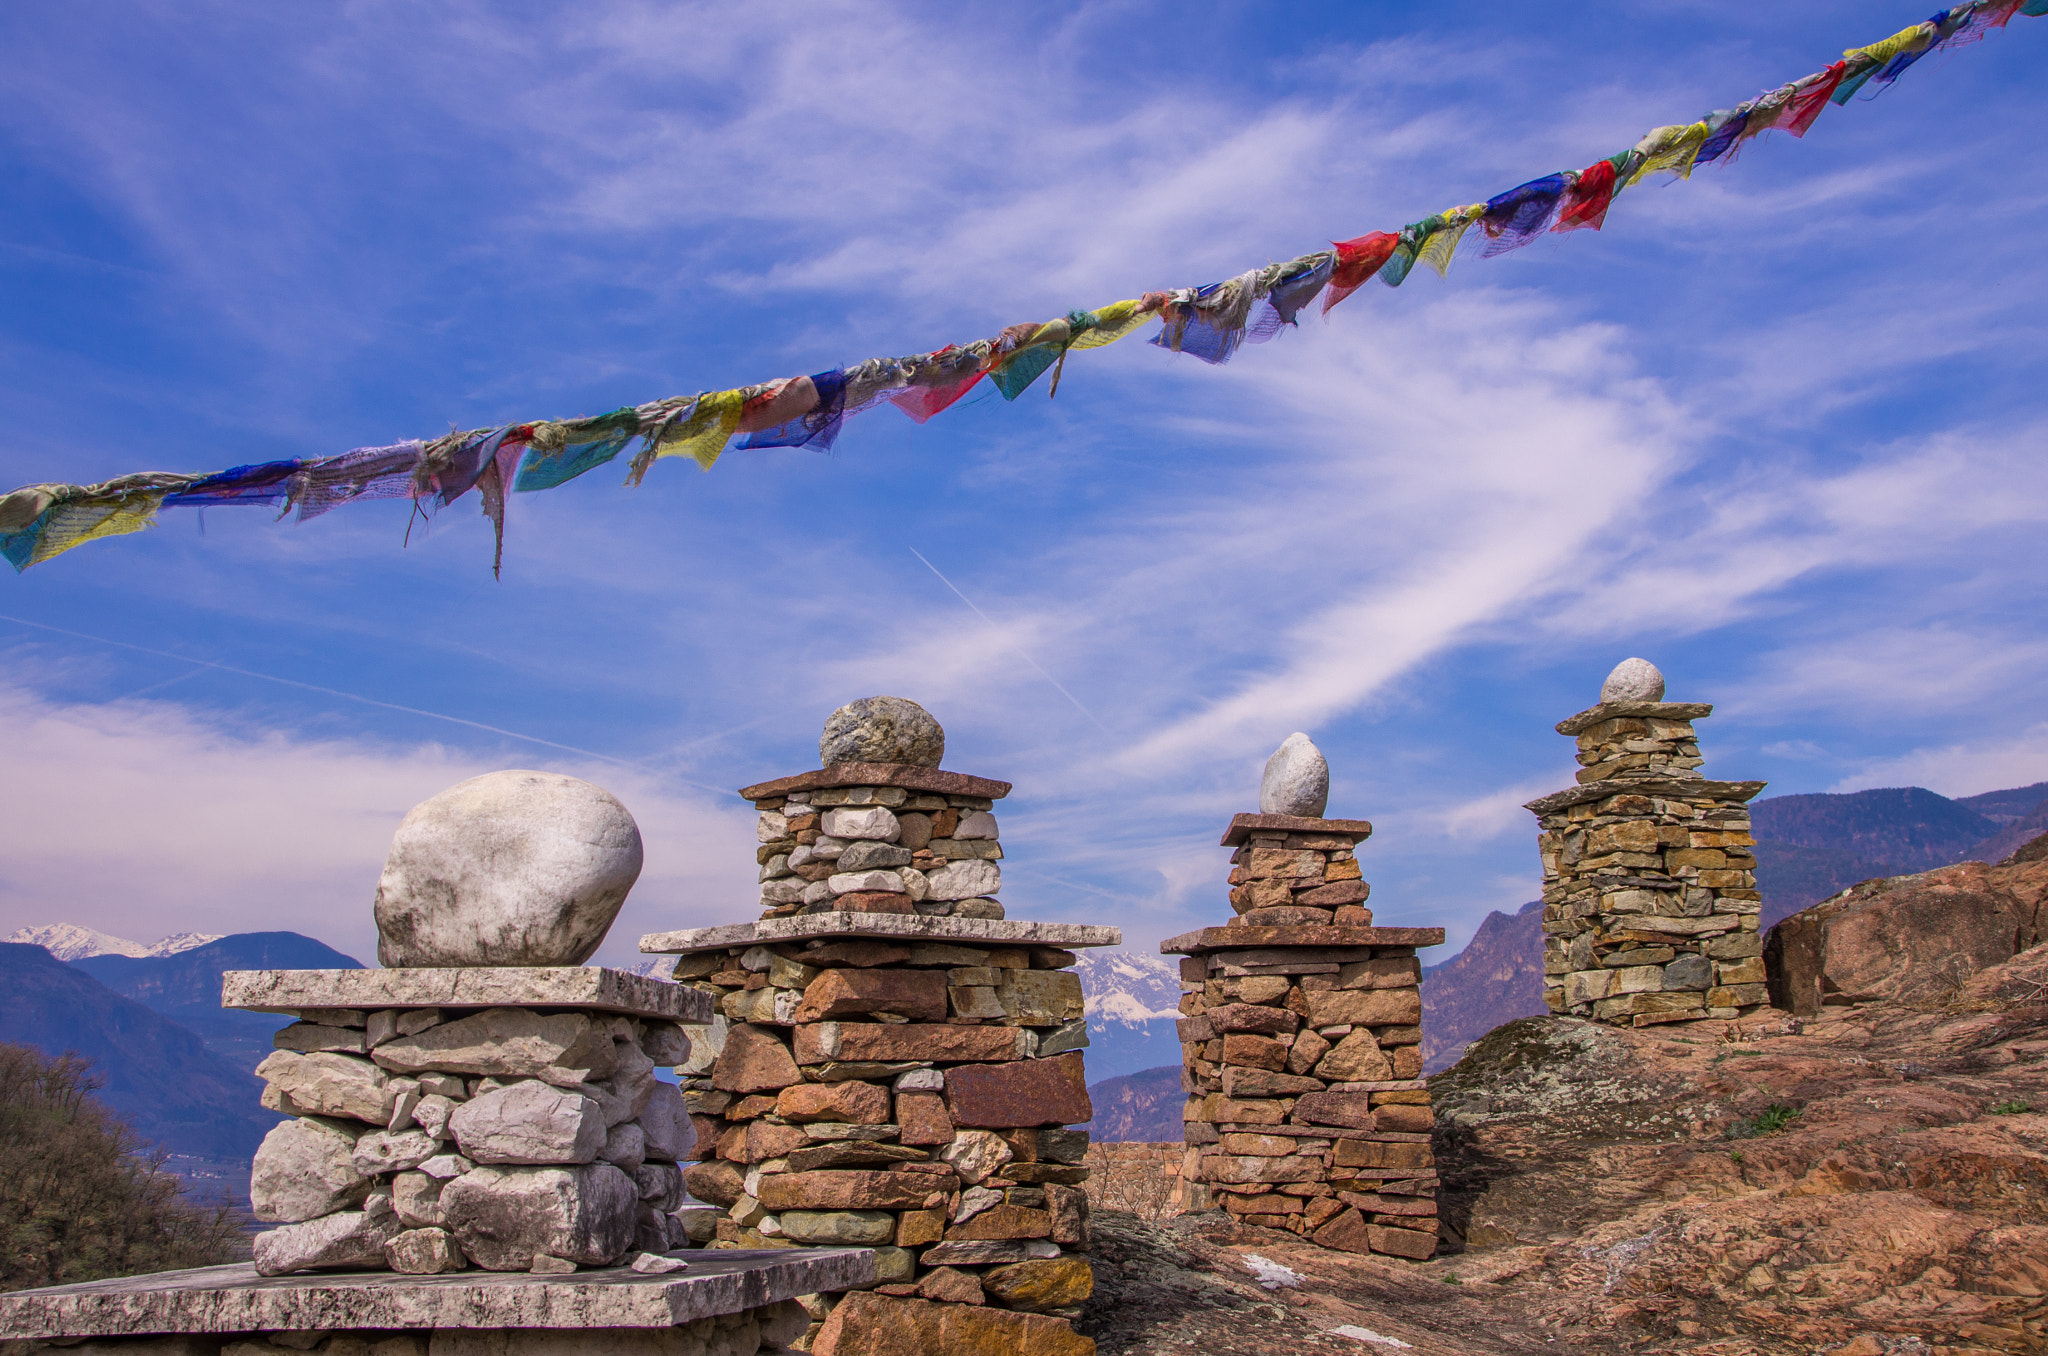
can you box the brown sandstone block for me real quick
[896,1208,947,1247]
[795,968,948,1024]
[945,1204,1053,1240]
[757,1170,935,1211]
[1208,1096,1284,1124]
[739,1121,810,1162]
[776,1080,891,1124]
[1332,906,1375,926]
[1305,989,1422,1028]
[1238,907,1337,926]
[1245,849,1324,880]
[1204,1002,1299,1035]
[1220,1034,1288,1071]
[914,1265,985,1305]
[945,1052,1091,1128]
[1391,1047,1423,1079]
[1295,880,1369,907]
[832,892,917,915]
[1045,1182,1089,1247]
[1219,1133,1300,1156]
[1708,983,1769,1007]
[1336,957,1421,990]
[1370,1104,1434,1133]
[1310,1206,1373,1254]
[1333,1139,1432,1170]
[799,941,914,967]
[682,1159,743,1208]
[995,1163,1089,1186]
[813,1291,1094,1356]
[1201,1153,1321,1185]
[1368,1223,1436,1259]
[1219,1067,1323,1098]
[712,1023,802,1094]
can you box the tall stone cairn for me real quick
[1165,734,1447,1261]
[645,697,1113,1355]
[1526,658,1773,1027]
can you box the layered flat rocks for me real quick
[1219,813,1373,846]
[1160,926,1446,956]
[639,914,1119,956]
[0,1250,874,1339]
[737,765,1011,802]
[222,968,711,1022]
[1523,777,1768,816]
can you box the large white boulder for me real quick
[1601,657,1667,703]
[1259,732,1329,817]
[372,770,643,967]
[251,1210,395,1276]
[450,1081,606,1165]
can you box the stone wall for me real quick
[246,999,697,1276]
[1167,812,1445,1262]
[1528,672,1773,1028]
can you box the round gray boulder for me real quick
[819,696,945,768]
[373,771,643,968]
[1260,733,1330,818]
[1600,657,1666,704]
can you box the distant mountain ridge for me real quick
[5,923,221,962]
[1073,949,1182,1084]
[73,932,364,1074]
[0,943,280,1161]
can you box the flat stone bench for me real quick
[0,1248,870,1356]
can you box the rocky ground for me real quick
[1077,937,2048,1355]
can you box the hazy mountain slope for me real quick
[1419,900,1545,1074]
[73,932,363,1073]
[1750,786,1998,872]
[1084,1065,1184,1142]
[0,944,279,1161]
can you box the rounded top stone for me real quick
[1600,657,1666,704]
[372,770,644,968]
[819,697,945,768]
[1259,732,1330,818]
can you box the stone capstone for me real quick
[373,769,643,968]
[1600,657,1667,704]
[1259,732,1330,818]
[250,1117,372,1223]
[450,1081,607,1165]
[818,697,945,769]
[439,1162,639,1271]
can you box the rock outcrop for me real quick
[1765,846,2048,1014]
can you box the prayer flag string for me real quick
[4,0,2039,575]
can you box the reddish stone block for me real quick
[776,1080,892,1124]
[897,1090,956,1146]
[896,1208,947,1247]
[1217,1067,1321,1098]
[681,1160,742,1208]
[1332,906,1374,926]
[794,1022,1019,1065]
[1203,1003,1298,1035]
[1309,1206,1373,1254]
[739,1120,808,1163]
[711,1023,802,1094]
[813,1291,1094,1356]
[1304,988,1423,1028]
[944,1204,1053,1240]
[795,968,948,1024]
[832,892,916,915]
[1368,1223,1436,1259]
[944,1052,1091,1128]
[799,941,913,967]
[915,1265,986,1305]
[1045,1182,1089,1248]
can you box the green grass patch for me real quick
[1989,1099,2034,1115]
[1727,1104,1801,1139]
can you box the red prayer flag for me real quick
[1321,232,1400,314]
[1554,160,1618,233]
[1784,62,1848,137]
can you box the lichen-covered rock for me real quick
[372,770,643,968]
[1599,656,1666,703]
[819,696,945,768]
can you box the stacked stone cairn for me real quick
[234,770,712,1278]
[1526,658,1773,1027]
[754,695,1007,921]
[642,697,1116,1356]
[1167,734,1447,1261]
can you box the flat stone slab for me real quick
[641,914,1120,956]
[0,1250,872,1340]
[1219,813,1373,847]
[1523,777,1768,816]
[1554,701,1714,736]
[221,968,712,1022]
[738,763,1011,802]
[1160,926,1445,956]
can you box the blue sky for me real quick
[2,1,2044,970]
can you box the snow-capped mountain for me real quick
[5,923,223,962]
[1074,948,1184,1082]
